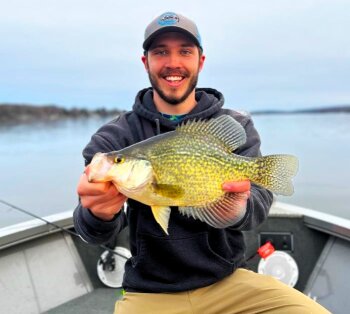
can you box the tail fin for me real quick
[250,155,299,196]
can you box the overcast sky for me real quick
[1,0,349,111]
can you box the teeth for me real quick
[165,76,183,82]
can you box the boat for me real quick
[0,201,349,314]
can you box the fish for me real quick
[87,115,298,234]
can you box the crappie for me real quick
[88,115,298,234]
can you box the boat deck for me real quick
[46,288,121,314]
[1,203,350,313]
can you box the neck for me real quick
[153,90,197,115]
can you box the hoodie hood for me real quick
[132,87,225,128]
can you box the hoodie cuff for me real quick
[74,204,124,244]
[82,207,122,232]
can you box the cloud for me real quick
[1,0,349,109]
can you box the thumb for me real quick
[84,165,90,177]
[222,180,251,193]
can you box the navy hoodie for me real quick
[73,88,273,293]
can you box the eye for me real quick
[114,155,125,164]
[181,49,192,55]
[153,49,167,56]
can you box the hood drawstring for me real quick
[155,118,161,135]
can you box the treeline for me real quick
[251,105,350,115]
[0,104,122,124]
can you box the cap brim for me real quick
[143,26,202,51]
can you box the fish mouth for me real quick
[88,153,114,182]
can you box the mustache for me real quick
[160,69,189,78]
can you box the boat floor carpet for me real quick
[45,288,122,314]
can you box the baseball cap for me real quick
[143,12,202,51]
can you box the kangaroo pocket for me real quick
[125,232,235,291]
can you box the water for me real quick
[0,117,111,228]
[253,114,350,217]
[0,114,349,228]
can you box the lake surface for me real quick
[1,113,349,228]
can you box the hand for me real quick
[77,166,127,221]
[222,180,251,196]
[222,180,251,221]
[222,180,251,204]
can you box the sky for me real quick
[0,0,349,112]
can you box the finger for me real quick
[93,196,126,214]
[88,195,127,220]
[240,190,251,200]
[94,185,126,204]
[222,180,251,193]
[80,187,126,209]
[77,174,112,196]
[84,165,91,177]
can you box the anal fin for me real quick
[151,206,171,235]
[179,192,249,229]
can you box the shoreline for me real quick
[0,104,123,124]
[250,105,350,115]
[1,103,349,125]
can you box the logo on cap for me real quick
[158,12,179,26]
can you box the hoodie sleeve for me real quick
[228,115,274,231]
[73,115,130,244]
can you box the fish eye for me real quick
[115,155,125,164]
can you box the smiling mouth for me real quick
[163,75,185,86]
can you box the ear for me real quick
[141,55,149,72]
[198,54,206,72]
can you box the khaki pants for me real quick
[114,268,330,314]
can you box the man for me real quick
[74,12,329,314]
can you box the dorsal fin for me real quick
[176,115,246,151]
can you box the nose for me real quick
[165,52,181,68]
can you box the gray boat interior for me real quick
[0,202,349,314]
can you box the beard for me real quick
[148,68,199,105]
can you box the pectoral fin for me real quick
[151,206,171,235]
[152,184,184,199]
